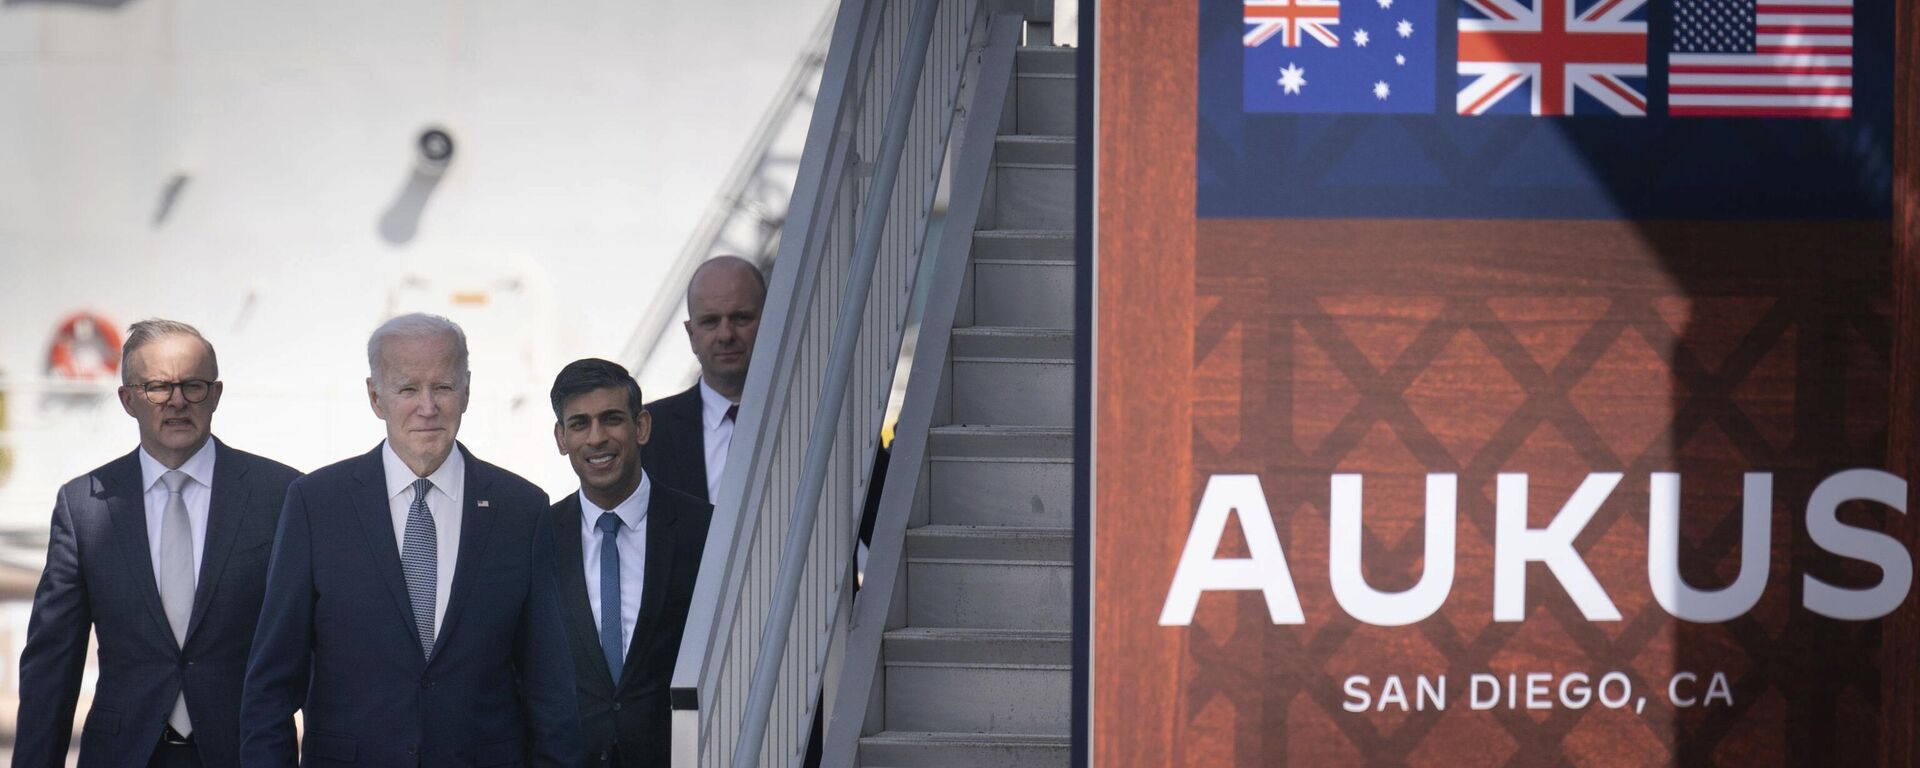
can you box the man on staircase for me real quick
[643,256,766,505]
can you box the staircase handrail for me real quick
[815,12,1024,766]
[669,0,985,764]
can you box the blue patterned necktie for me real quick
[402,478,437,659]
[597,511,624,682]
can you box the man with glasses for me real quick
[15,319,300,768]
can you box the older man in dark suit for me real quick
[546,358,711,766]
[644,256,765,504]
[238,313,581,767]
[15,319,300,768]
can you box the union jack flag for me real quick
[1456,0,1649,116]
[1246,0,1343,48]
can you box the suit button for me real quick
[406,744,418,755]
[611,702,622,711]
[597,750,609,761]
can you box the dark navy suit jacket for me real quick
[238,443,583,767]
[548,481,711,767]
[13,439,300,768]
[640,385,709,504]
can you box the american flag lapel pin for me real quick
[477,500,490,508]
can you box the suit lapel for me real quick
[186,440,247,645]
[433,448,497,662]
[676,388,709,503]
[102,452,175,650]
[552,495,617,692]
[349,446,425,667]
[619,486,679,689]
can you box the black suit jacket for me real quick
[238,443,583,768]
[14,439,299,768]
[641,384,709,503]
[548,479,711,767]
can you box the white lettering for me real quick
[1418,675,1446,711]
[1330,474,1458,626]
[1649,473,1772,622]
[1494,473,1624,622]
[1470,674,1500,710]
[1668,671,1698,707]
[1560,672,1591,708]
[1378,676,1409,711]
[1159,475,1306,625]
[1804,469,1911,620]
[1597,673,1632,708]
[1704,672,1734,707]
[1342,675,1371,713]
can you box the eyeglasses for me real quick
[125,379,216,405]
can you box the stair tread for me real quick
[995,134,1075,166]
[951,326,1075,362]
[861,731,1070,746]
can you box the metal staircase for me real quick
[825,31,1076,768]
[664,1,1075,764]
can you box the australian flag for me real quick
[1243,0,1437,113]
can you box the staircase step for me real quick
[881,628,1071,734]
[991,136,1074,230]
[906,526,1071,630]
[927,426,1072,528]
[970,231,1074,330]
[950,328,1074,427]
[858,731,1069,768]
[1015,47,1076,135]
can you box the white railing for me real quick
[669,0,986,765]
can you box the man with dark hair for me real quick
[239,313,581,767]
[547,358,712,766]
[645,256,766,504]
[16,319,300,768]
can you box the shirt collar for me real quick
[579,470,651,532]
[140,438,218,493]
[381,440,466,501]
[698,378,737,432]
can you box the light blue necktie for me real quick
[597,512,625,682]
[401,479,437,659]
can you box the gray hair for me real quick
[367,312,470,386]
[121,319,217,384]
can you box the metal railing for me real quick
[818,12,1023,765]
[669,0,987,765]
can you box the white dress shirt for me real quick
[580,472,650,659]
[698,379,737,502]
[382,442,464,643]
[139,439,217,588]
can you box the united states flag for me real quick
[1670,0,1852,117]
[1246,0,1343,48]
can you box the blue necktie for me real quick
[597,512,624,681]
[402,479,437,659]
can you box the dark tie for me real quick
[597,512,624,681]
[402,479,437,659]
[725,403,738,422]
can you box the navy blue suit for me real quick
[14,440,299,768]
[640,385,708,503]
[238,444,582,767]
[549,484,711,767]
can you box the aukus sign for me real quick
[1161,470,1911,628]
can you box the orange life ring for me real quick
[45,312,122,380]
